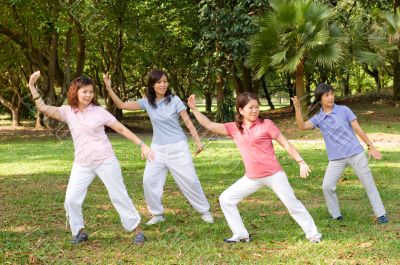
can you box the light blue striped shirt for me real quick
[138,96,187,145]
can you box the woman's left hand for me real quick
[141,144,155,162]
[299,160,311,178]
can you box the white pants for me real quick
[219,171,321,240]
[143,140,210,216]
[64,159,141,236]
[323,152,386,218]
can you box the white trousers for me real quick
[64,159,141,236]
[143,140,210,216]
[219,171,321,240]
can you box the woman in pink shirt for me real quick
[188,92,321,243]
[28,71,153,244]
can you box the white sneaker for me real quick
[201,212,214,224]
[223,234,251,243]
[309,235,322,243]
[146,215,165,225]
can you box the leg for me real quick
[64,163,96,236]
[96,159,141,232]
[167,141,210,215]
[219,176,263,238]
[267,171,321,240]
[143,159,168,216]
[349,152,386,217]
[322,159,347,219]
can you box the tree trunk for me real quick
[242,65,252,93]
[393,50,400,100]
[232,64,244,95]
[261,76,275,110]
[295,58,306,108]
[205,92,212,113]
[11,109,20,127]
[342,72,350,96]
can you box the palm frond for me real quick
[356,51,385,68]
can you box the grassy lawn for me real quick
[1,133,399,264]
[1,100,399,264]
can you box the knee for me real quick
[219,192,234,207]
[322,181,336,193]
[64,193,81,208]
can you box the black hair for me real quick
[146,69,173,108]
[314,83,334,103]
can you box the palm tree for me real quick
[247,0,343,106]
[357,8,400,101]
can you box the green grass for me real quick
[1,133,399,264]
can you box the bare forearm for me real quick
[191,108,212,130]
[105,85,125,109]
[116,125,142,146]
[29,85,60,119]
[286,143,304,162]
[294,108,306,129]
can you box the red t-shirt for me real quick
[224,119,282,178]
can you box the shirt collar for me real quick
[318,104,337,118]
[73,103,96,113]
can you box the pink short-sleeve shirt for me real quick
[224,119,282,179]
[58,104,117,165]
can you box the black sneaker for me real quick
[377,215,389,224]
[70,230,88,244]
[133,231,146,245]
[334,216,344,221]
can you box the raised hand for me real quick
[187,94,197,110]
[29,71,41,86]
[103,73,111,89]
[291,96,301,110]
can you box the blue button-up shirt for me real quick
[310,104,364,160]
[138,95,187,145]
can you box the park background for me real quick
[1,0,399,264]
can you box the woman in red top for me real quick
[188,92,321,243]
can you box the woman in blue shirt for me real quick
[292,83,388,224]
[104,70,213,225]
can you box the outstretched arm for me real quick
[28,71,62,121]
[108,121,155,161]
[187,95,228,136]
[291,96,314,130]
[180,110,203,156]
[351,119,382,160]
[103,73,141,111]
[274,133,311,178]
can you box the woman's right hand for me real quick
[187,94,197,110]
[103,73,111,89]
[29,71,41,86]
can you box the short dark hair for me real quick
[314,83,333,103]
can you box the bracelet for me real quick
[137,140,144,147]
[296,159,304,163]
[33,96,41,100]
[367,142,373,149]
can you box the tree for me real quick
[247,0,343,107]
[357,4,400,100]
